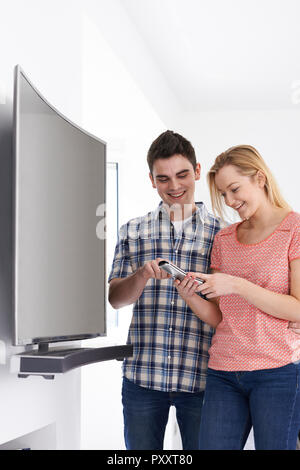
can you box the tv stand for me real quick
[13,344,133,380]
[38,343,50,353]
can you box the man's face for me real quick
[149,154,201,216]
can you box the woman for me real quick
[175,145,300,450]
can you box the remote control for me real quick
[158,260,204,285]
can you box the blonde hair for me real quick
[207,145,290,219]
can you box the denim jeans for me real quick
[122,377,204,450]
[199,362,300,450]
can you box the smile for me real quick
[168,191,186,199]
[234,202,245,210]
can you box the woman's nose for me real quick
[225,193,235,207]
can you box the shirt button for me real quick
[169,327,172,332]
[171,301,174,305]
[168,355,171,360]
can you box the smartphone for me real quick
[158,260,204,285]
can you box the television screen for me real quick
[12,65,106,346]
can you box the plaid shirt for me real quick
[108,202,222,392]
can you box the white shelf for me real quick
[12,344,133,379]
[0,423,56,450]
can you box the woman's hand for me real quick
[194,272,239,298]
[174,273,223,327]
[174,274,201,301]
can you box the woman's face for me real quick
[214,164,265,220]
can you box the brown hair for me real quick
[208,144,290,219]
[147,130,197,174]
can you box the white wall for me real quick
[0,0,84,449]
[82,0,181,129]
[81,13,167,225]
[178,109,300,216]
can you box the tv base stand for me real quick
[13,344,133,379]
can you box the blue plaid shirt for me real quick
[108,202,222,392]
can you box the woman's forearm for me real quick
[174,274,222,328]
[197,268,300,323]
[236,277,300,322]
[184,294,222,328]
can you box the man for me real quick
[108,130,222,450]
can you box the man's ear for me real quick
[195,163,201,181]
[149,172,156,188]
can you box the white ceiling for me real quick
[122,0,300,111]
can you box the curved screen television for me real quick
[12,65,106,346]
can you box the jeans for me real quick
[122,377,204,450]
[199,362,300,450]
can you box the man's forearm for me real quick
[108,268,149,309]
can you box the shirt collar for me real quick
[153,200,207,226]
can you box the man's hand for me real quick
[109,258,172,309]
[139,258,172,281]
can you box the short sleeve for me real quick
[108,224,133,282]
[289,225,300,262]
[210,233,221,270]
